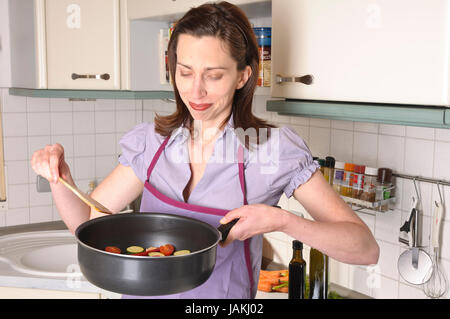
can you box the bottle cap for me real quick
[335,161,345,169]
[377,168,393,183]
[365,167,378,176]
[318,159,326,167]
[344,163,355,171]
[325,156,335,168]
[293,240,303,250]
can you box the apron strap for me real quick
[146,136,171,181]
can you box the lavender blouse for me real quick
[118,116,319,209]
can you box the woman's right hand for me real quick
[31,144,70,184]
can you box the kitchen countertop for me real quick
[256,258,372,299]
[0,222,370,299]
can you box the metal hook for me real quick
[435,181,443,207]
[413,177,420,204]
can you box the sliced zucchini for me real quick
[148,252,164,257]
[126,246,144,254]
[173,250,191,256]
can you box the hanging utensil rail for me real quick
[392,173,450,187]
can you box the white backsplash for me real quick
[1,88,450,299]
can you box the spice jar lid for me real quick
[318,159,326,167]
[325,156,335,168]
[344,163,355,171]
[335,161,345,169]
[365,167,378,176]
[377,168,393,183]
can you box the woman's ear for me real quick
[236,65,252,90]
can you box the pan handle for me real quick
[218,218,239,243]
[217,206,281,243]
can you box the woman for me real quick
[31,2,379,298]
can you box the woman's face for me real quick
[175,34,251,125]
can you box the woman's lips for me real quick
[189,101,213,111]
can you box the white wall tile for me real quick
[330,129,353,163]
[30,205,53,223]
[73,157,96,180]
[374,240,400,280]
[74,134,95,157]
[3,113,27,137]
[353,132,378,167]
[2,91,26,113]
[371,275,399,299]
[309,126,330,158]
[5,208,29,226]
[73,112,95,134]
[27,112,51,136]
[354,121,379,134]
[404,138,434,177]
[95,134,116,156]
[4,137,28,161]
[116,110,137,133]
[434,141,450,181]
[8,184,29,208]
[49,98,72,112]
[379,124,406,136]
[5,161,29,185]
[27,136,51,160]
[95,111,116,133]
[26,97,49,112]
[378,135,405,172]
[406,126,435,140]
[51,112,73,135]
[375,210,402,245]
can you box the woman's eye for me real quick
[207,74,223,80]
[180,72,192,77]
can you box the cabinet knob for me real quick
[71,73,110,81]
[276,74,313,85]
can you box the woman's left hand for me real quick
[219,204,289,247]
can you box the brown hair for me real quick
[154,1,276,146]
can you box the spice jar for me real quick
[324,156,335,185]
[340,163,355,197]
[332,162,345,193]
[253,27,272,87]
[376,168,393,210]
[318,159,326,175]
[352,165,366,199]
[360,167,378,203]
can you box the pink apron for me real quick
[126,135,255,299]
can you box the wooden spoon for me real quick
[58,177,112,214]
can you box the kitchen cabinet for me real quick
[127,0,270,20]
[0,0,46,89]
[45,0,122,90]
[127,0,271,91]
[271,0,450,107]
[2,0,129,90]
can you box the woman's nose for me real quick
[191,76,207,99]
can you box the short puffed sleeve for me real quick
[118,122,156,182]
[263,126,320,198]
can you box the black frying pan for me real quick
[75,212,237,296]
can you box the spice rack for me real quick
[341,194,396,213]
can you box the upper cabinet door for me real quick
[45,0,121,89]
[271,0,450,106]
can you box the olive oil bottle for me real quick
[309,248,329,299]
[288,240,306,299]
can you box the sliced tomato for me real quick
[146,246,160,253]
[159,244,175,256]
[132,250,150,256]
[105,246,121,254]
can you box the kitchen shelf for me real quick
[266,99,450,129]
[342,196,396,213]
[8,88,175,100]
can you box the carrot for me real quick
[257,280,274,292]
